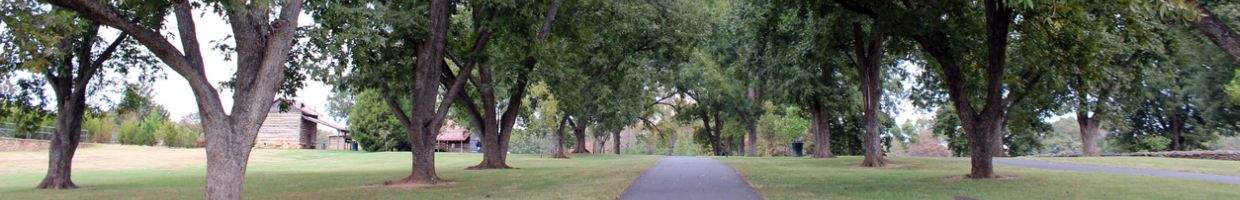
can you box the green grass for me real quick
[0,147,659,199]
[1020,156,1240,176]
[722,156,1240,200]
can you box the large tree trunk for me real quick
[571,120,590,154]
[613,131,621,154]
[852,22,887,167]
[384,0,452,185]
[962,0,1015,179]
[744,88,759,157]
[1169,112,1186,151]
[38,87,87,189]
[46,0,304,198]
[667,129,677,156]
[1078,116,1102,156]
[808,100,833,158]
[471,0,560,169]
[594,134,606,154]
[37,23,121,190]
[551,116,570,158]
[1192,2,1240,62]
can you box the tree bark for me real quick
[1078,116,1102,156]
[667,128,677,156]
[470,0,561,169]
[380,0,453,185]
[1169,112,1186,151]
[571,118,590,154]
[46,0,304,197]
[613,131,621,154]
[39,81,88,189]
[852,22,887,167]
[744,87,759,157]
[1191,2,1240,62]
[551,116,570,158]
[808,100,833,158]
[1075,91,1103,156]
[37,23,125,190]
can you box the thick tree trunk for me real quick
[990,119,1009,157]
[852,22,887,167]
[551,116,570,158]
[38,91,87,189]
[571,121,590,154]
[471,0,560,169]
[744,88,759,157]
[386,0,450,185]
[1192,2,1240,62]
[202,123,261,199]
[667,130,677,156]
[745,123,757,157]
[613,131,621,154]
[1169,113,1186,151]
[45,0,304,198]
[594,134,606,154]
[808,100,833,158]
[966,121,999,178]
[1078,117,1101,156]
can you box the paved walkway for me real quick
[995,158,1240,185]
[620,156,763,200]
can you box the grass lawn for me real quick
[0,145,659,199]
[722,156,1240,200]
[1020,156,1240,176]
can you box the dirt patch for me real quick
[941,174,1021,182]
[0,137,93,152]
[0,144,288,174]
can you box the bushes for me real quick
[116,112,200,148]
[158,123,200,148]
[83,115,117,143]
[118,117,156,146]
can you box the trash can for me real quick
[791,141,804,157]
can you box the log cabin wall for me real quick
[256,111,306,149]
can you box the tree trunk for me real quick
[852,22,887,167]
[38,88,87,189]
[551,116,570,158]
[1078,116,1101,156]
[1169,113,1186,151]
[45,0,305,197]
[808,100,833,158]
[1192,2,1240,62]
[667,129,677,156]
[594,134,606,154]
[613,131,621,154]
[385,0,450,185]
[745,123,758,157]
[744,87,759,157]
[571,120,590,154]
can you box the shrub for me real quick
[83,115,117,143]
[158,123,200,148]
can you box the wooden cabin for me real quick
[255,100,351,150]
[435,120,476,152]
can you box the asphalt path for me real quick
[995,158,1240,185]
[619,156,764,200]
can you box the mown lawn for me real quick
[722,156,1240,200]
[0,145,659,199]
[1021,156,1240,176]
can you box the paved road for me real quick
[995,158,1240,185]
[620,156,763,200]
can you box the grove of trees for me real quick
[1,0,1236,199]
